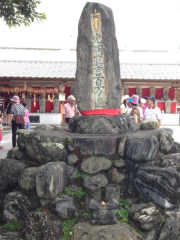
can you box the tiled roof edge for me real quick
[0,60,179,65]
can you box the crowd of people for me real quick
[120,94,162,127]
[0,93,162,150]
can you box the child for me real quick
[23,103,31,130]
[0,114,3,149]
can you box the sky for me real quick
[0,0,180,51]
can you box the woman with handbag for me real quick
[9,96,26,147]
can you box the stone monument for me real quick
[150,87,156,97]
[165,99,171,113]
[124,88,129,96]
[75,2,121,111]
[136,87,142,98]
[39,96,45,113]
[25,96,31,113]
[163,87,169,101]
[53,98,59,113]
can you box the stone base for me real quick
[69,114,138,134]
[72,221,142,240]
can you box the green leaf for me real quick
[3,220,21,230]
[0,0,46,27]
[62,219,77,240]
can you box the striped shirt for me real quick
[10,104,25,121]
[0,97,4,107]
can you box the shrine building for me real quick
[0,48,180,125]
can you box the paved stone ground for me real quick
[164,125,180,143]
[0,125,179,160]
[0,132,11,159]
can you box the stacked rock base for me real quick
[0,117,179,239]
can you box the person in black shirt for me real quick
[0,95,4,115]
[4,98,12,125]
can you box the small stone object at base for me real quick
[105,184,120,203]
[85,183,101,212]
[89,198,118,225]
[101,201,106,206]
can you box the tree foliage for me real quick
[0,0,46,27]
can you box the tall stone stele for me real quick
[39,94,45,113]
[75,2,121,111]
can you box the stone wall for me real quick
[0,125,180,239]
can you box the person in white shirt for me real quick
[120,95,130,113]
[144,96,162,127]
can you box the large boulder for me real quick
[36,162,67,199]
[24,211,62,240]
[129,202,162,231]
[67,154,78,165]
[75,136,118,155]
[17,130,66,164]
[158,214,180,240]
[125,136,159,162]
[108,168,125,183]
[0,158,27,190]
[160,153,180,171]
[84,174,108,188]
[140,120,159,130]
[16,130,31,150]
[159,130,174,154]
[0,228,22,240]
[10,146,19,159]
[0,193,5,221]
[66,165,79,183]
[114,158,126,168]
[72,221,142,240]
[3,191,39,225]
[118,137,127,157]
[134,166,180,209]
[48,195,81,219]
[15,150,24,160]
[34,124,59,131]
[7,147,25,160]
[129,203,163,240]
[18,167,38,190]
[170,142,180,153]
[69,114,137,134]
[81,157,112,174]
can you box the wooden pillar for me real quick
[121,82,124,103]
[60,101,64,124]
